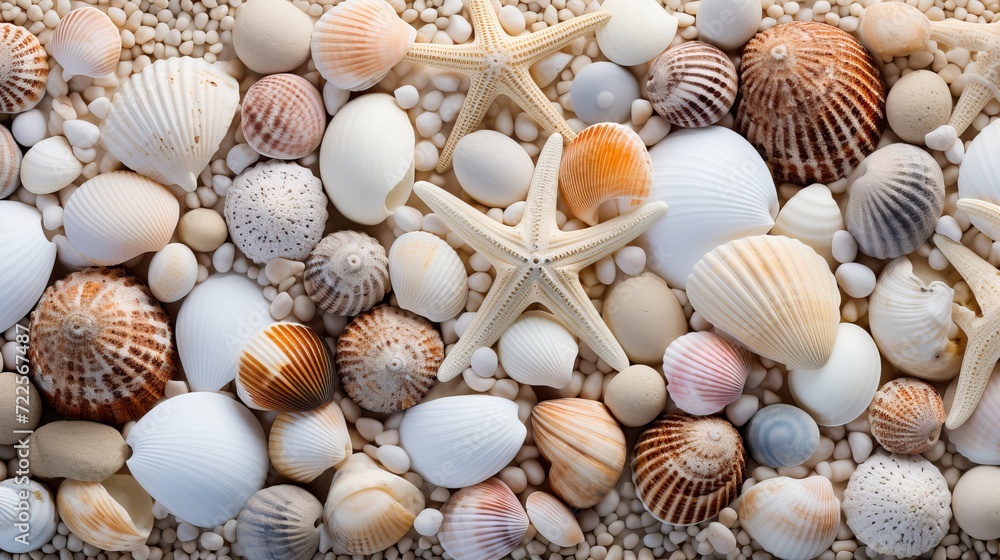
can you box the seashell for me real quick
[453,130,534,208]
[225,160,329,264]
[311,0,416,91]
[29,267,176,424]
[525,492,584,547]
[323,454,424,555]
[269,401,353,483]
[48,7,121,79]
[0,23,47,113]
[845,143,944,259]
[858,2,931,58]
[242,73,326,159]
[336,305,443,414]
[126,392,269,528]
[686,235,840,369]
[438,478,529,560]
[738,476,840,560]
[399,395,526,488]
[56,475,153,552]
[869,378,945,455]
[102,57,240,192]
[63,171,180,266]
[569,61,640,124]
[0,124,21,198]
[745,404,820,468]
[0,201,56,332]
[770,184,844,266]
[663,331,751,416]
[237,485,323,560]
[557,122,652,226]
[304,230,390,316]
[0,478,58,553]
[945,364,1000,464]
[695,0,761,51]
[843,451,951,557]
[147,243,198,303]
[320,93,414,225]
[235,322,335,412]
[646,41,738,129]
[737,21,886,185]
[957,119,1000,238]
[20,135,83,194]
[632,411,746,525]
[531,398,626,508]
[950,466,1000,541]
[595,0,677,66]
[388,231,468,322]
[497,310,578,389]
[638,126,778,288]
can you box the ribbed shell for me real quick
[947,366,1000,464]
[0,479,58,553]
[770,184,844,266]
[304,230,390,316]
[269,401,353,483]
[525,492,584,547]
[28,268,177,424]
[0,23,47,113]
[56,475,153,552]
[870,378,945,454]
[0,201,55,333]
[663,332,751,416]
[236,485,323,560]
[737,21,886,185]
[0,124,20,198]
[497,310,578,389]
[438,478,529,560]
[738,476,840,560]
[647,41,737,128]
[48,7,121,78]
[388,231,468,322]
[20,135,83,194]
[745,404,820,468]
[242,74,325,159]
[632,411,746,526]
[235,322,335,412]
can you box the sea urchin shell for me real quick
[869,378,946,454]
[304,230,390,317]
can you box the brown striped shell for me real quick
[335,306,443,414]
[646,41,738,129]
[0,124,21,198]
[235,322,336,413]
[242,73,326,160]
[304,230,390,316]
[438,478,529,560]
[0,23,48,113]
[48,7,121,79]
[869,378,945,455]
[737,21,886,185]
[28,267,177,424]
[632,411,746,526]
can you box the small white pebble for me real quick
[831,230,858,263]
[614,246,646,276]
[376,444,411,474]
[725,394,759,427]
[936,215,963,243]
[226,143,259,175]
[413,508,444,537]
[394,205,423,232]
[62,119,100,149]
[395,84,420,109]
[356,417,384,441]
[12,109,46,146]
[176,522,199,543]
[835,262,877,299]
[200,532,224,551]
[847,431,873,464]
[269,292,293,320]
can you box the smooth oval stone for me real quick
[30,420,130,481]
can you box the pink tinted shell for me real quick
[241,73,326,160]
[663,331,752,416]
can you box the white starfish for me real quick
[414,134,668,382]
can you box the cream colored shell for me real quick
[738,476,840,560]
[269,401,353,483]
[388,231,468,322]
[0,23,48,113]
[770,184,843,266]
[20,135,82,195]
[56,475,153,552]
[525,492,584,547]
[48,7,121,79]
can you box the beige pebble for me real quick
[0,372,42,444]
[604,365,667,427]
[178,208,228,253]
[886,70,952,145]
[29,420,129,481]
[602,272,687,365]
[232,0,312,73]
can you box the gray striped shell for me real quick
[236,485,323,560]
[845,143,944,259]
[304,230,390,316]
[737,21,886,185]
[647,41,737,128]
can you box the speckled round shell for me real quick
[0,23,48,113]
[738,476,840,560]
[28,268,177,424]
[304,230,390,316]
[235,322,336,413]
[335,306,443,414]
[745,404,820,468]
[662,331,751,416]
[647,41,737,128]
[869,378,945,455]
[242,74,326,160]
[438,478,529,560]
[737,21,886,185]
[0,125,21,199]
[236,485,324,560]
[632,411,746,526]
[48,7,121,79]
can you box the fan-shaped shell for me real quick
[531,398,626,509]
[0,23,47,113]
[632,411,745,526]
[236,322,335,412]
[237,485,323,560]
[242,73,325,159]
[0,479,57,553]
[102,57,240,192]
[525,492,584,547]
[959,120,1000,238]
[858,2,931,58]
[738,476,840,560]
[663,331,751,416]
[0,201,56,332]
[269,401,353,483]
[389,231,468,322]
[737,21,886,185]
[870,378,945,455]
[497,310,578,389]
[48,7,121,79]
[20,135,83,194]
[438,478,529,560]
[946,365,1000,464]
[646,41,737,128]
[304,230,390,316]
[56,475,153,552]
[28,267,176,424]
[770,184,844,266]
[0,124,21,198]
[745,404,820,468]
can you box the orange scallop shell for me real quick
[0,23,48,113]
[241,74,326,160]
[236,322,336,413]
[869,378,945,455]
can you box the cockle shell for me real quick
[235,322,336,412]
[0,479,57,553]
[63,171,180,266]
[745,404,820,468]
[737,21,886,185]
[29,267,176,424]
[0,125,21,198]
[336,305,443,414]
[858,2,931,58]
[632,411,745,526]
[662,331,751,416]
[557,122,652,226]
[438,478,529,560]
[56,475,154,552]
[870,378,945,455]
[0,201,56,332]
[269,401,353,483]
[20,135,83,194]
[646,41,737,129]
[531,398,626,508]
[48,7,121,79]
[242,73,326,159]
[126,392,269,528]
[102,57,240,192]
[946,365,1000,464]
[770,184,844,266]
[304,230,390,316]
[525,492,584,547]
[497,310,578,389]
[237,485,323,560]
[686,235,840,370]
[389,231,468,322]
[0,23,47,113]
[956,119,1000,238]
[738,476,840,560]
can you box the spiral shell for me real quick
[48,7,121,79]
[745,404,820,468]
[738,476,840,560]
[56,475,153,552]
[242,74,326,160]
[646,41,738,128]
[236,485,323,560]
[304,230,390,316]
[438,478,529,560]
[269,401,352,483]
[869,378,945,455]
[0,23,47,113]
[235,322,336,413]
[663,331,751,416]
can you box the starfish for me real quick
[414,134,668,382]
[400,0,610,173]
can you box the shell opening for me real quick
[346,254,362,271]
[63,313,97,343]
[387,356,405,373]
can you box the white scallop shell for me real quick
[389,231,468,323]
[958,119,1000,238]
[126,392,269,528]
[269,400,353,483]
[0,201,56,332]
[738,476,840,560]
[56,475,153,552]
[102,57,240,192]
[399,395,526,488]
[525,492,584,547]
[946,364,1000,464]
[0,124,21,199]
[0,479,58,553]
[438,478,529,560]
[20,135,82,194]
[497,310,578,389]
[770,184,844,266]
[595,0,677,66]
[48,7,121,79]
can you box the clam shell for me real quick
[388,231,468,322]
[29,267,176,424]
[56,475,153,552]
[48,7,121,79]
[945,365,1000,464]
[0,479,57,553]
[126,392,269,528]
[63,171,180,266]
[870,378,945,455]
[242,73,326,160]
[745,404,820,468]
[858,2,930,57]
[955,119,1000,238]
[20,135,83,194]
[686,235,840,370]
[336,305,443,414]
[0,124,21,198]
[531,398,626,508]
[738,476,840,560]
[102,57,240,192]
[737,21,886,184]
[525,492,584,547]
[438,478,529,560]
[304,230,390,316]
[770,184,844,266]
[0,201,56,332]
[236,322,336,412]
[497,310,578,389]
[0,23,47,113]
[646,41,737,129]
[269,401,353,483]
[663,331,751,416]
[632,411,745,526]
[237,485,323,560]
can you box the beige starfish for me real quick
[414,134,668,382]
[401,0,610,173]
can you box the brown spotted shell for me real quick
[632,410,746,526]
[304,230,390,317]
[647,41,738,129]
[241,73,326,160]
[737,21,886,185]
[235,322,336,413]
[869,377,945,455]
[28,267,177,424]
[335,306,443,414]
[0,23,48,113]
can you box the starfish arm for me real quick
[500,66,577,141]
[954,302,978,333]
[930,20,1000,51]
[464,0,506,46]
[958,198,1000,241]
[436,73,501,172]
[934,234,1000,317]
[510,11,611,66]
[413,181,524,258]
[549,201,669,270]
[520,133,564,249]
[944,50,1000,138]
[402,42,486,73]
[945,321,1000,428]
